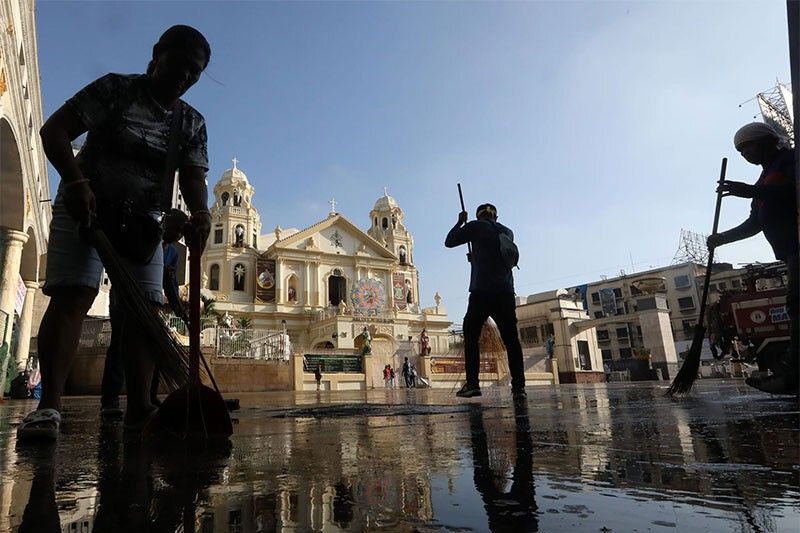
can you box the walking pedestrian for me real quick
[707,122,797,394]
[383,364,391,388]
[445,203,527,400]
[410,364,418,388]
[389,366,396,388]
[402,357,412,388]
[314,363,323,391]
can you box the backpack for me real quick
[494,224,519,269]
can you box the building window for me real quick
[233,263,246,291]
[221,192,230,206]
[616,327,629,339]
[619,348,633,359]
[709,283,717,292]
[677,296,695,310]
[520,326,539,345]
[214,228,223,244]
[612,288,622,298]
[252,233,258,248]
[382,217,389,230]
[674,275,691,289]
[374,217,378,227]
[615,307,625,316]
[594,311,604,319]
[234,224,245,247]
[682,320,694,333]
[577,340,591,370]
[601,349,613,361]
[591,292,600,304]
[731,279,741,288]
[597,330,609,341]
[209,264,220,291]
[718,281,727,291]
[630,284,642,296]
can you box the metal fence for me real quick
[215,327,291,361]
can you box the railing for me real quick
[430,356,497,374]
[315,306,397,322]
[303,353,363,373]
[215,327,291,361]
[78,318,112,348]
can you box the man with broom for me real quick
[18,26,213,440]
[445,203,527,400]
[707,122,797,395]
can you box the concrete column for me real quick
[304,263,310,305]
[13,281,38,372]
[636,294,679,379]
[0,229,29,345]
[275,260,283,303]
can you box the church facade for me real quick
[201,162,452,381]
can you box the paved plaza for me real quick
[0,381,798,532]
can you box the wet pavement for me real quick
[0,380,798,532]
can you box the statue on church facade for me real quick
[420,329,430,355]
[233,188,243,207]
[360,327,372,356]
[434,292,441,306]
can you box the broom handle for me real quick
[189,231,201,385]
[457,183,472,260]
[697,158,727,325]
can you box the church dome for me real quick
[373,193,399,212]
[216,158,250,187]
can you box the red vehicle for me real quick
[710,262,790,370]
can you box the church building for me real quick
[201,160,452,380]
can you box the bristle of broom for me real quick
[90,227,206,390]
[666,325,706,397]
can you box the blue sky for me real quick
[35,1,791,320]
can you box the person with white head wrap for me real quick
[733,121,783,149]
[708,122,797,395]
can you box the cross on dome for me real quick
[384,186,389,197]
[329,197,337,214]
[232,157,239,170]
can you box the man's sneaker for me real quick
[101,403,124,418]
[456,383,482,398]
[512,387,527,401]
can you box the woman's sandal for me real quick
[17,408,61,440]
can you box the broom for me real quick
[667,157,727,397]
[87,225,191,391]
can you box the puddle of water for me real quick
[0,382,797,532]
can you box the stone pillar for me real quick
[12,281,38,372]
[636,294,678,379]
[304,263,311,305]
[0,229,29,393]
[275,259,283,303]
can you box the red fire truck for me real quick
[711,262,790,369]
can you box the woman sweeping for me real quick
[18,25,212,440]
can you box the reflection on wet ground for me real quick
[0,381,798,532]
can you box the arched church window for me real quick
[209,264,220,291]
[398,245,407,265]
[221,192,230,206]
[233,263,246,291]
[329,269,346,306]
[234,224,245,247]
[382,218,388,230]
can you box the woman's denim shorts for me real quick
[42,191,164,304]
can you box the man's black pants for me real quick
[463,291,525,389]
